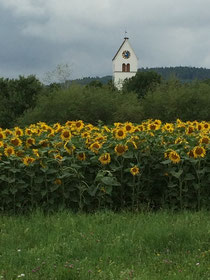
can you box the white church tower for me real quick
[112,35,138,90]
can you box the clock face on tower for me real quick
[122,50,131,59]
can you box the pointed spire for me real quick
[124,30,129,40]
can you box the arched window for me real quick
[122,63,126,72]
[127,64,130,72]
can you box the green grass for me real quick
[1,211,210,280]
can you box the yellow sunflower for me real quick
[168,151,181,164]
[123,122,134,133]
[10,137,22,147]
[39,139,49,147]
[114,128,127,140]
[114,144,128,156]
[130,166,140,176]
[74,120,84,131]
[89,142,102,154]
[0,131,6,140]
[77,152,86,161]
[26,137,36,147]
[64,142,75,155]
[202,122,209,131]
[14,127,24,137]
[54,154,63,161]
[99,153,111,165]
[25,128,33,136]
[32,149,40,158]
[61,129,71,141]
[162,123,174,133]
[199,136,209,145]
[185,125,195,135]
[192,146,206,158]
[4,146,15,157]
[148,123,158,131]
[54,178,62,185]
[23,156,35,166]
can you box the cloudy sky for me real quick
[0,0,210,81]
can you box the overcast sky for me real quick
[1,0,210,81]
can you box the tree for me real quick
[43,63,72,88]
[0,75,44,128]
[122,71,162,98]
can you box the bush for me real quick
[122,71,162,98]
[17,85,143,126]
[141,79,210,122]
[0,75,44,128]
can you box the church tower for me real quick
[112,36,138,90]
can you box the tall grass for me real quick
[1,211,210,279]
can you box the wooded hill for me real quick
[72,66,210,85]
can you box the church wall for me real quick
[112,39,138,90]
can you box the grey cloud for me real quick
[0,0,210,80]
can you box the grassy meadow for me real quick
[1,210,210,279]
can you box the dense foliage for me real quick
[0,75,44,128]
[122,71,162,98]
[141,79,210,121]
[0,119,209,213]
[75,67,210,85]
[17,85,143,126]
[139,66,210,82]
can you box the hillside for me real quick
[138,66,210,82]
[72,66,210,85]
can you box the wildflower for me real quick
[99,153,111,165]
[130,166,140,176]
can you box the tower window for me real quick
[127,64,130,72]
[122,63,126,72]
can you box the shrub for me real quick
[141,79,210,121]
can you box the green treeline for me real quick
[0,69,210,128]
[138,66,210,82]
[73,66,210,85]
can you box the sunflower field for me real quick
[0,119,209,213]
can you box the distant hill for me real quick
[138,66,210,82]
[72,75,112,85]
[71,67,210,85]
